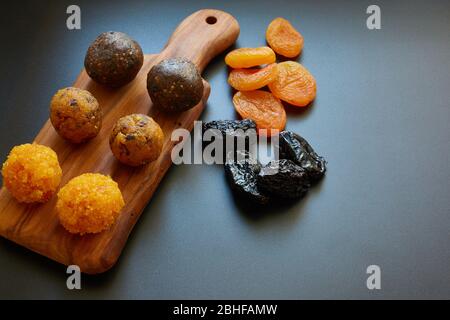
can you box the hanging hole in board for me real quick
[206,16,217,25]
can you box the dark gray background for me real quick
[0,0,449,299]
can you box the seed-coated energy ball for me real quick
[147,58,204,112]
[2,143,62,203]
[109,114,164,166]
[50,87,102,143]
[84,31,144,87]
[56,173,125,235]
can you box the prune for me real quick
[257,159,310,199]
[202,119,257,158]
[232,90,286,136]
[202,119,257,137]
[278,131,326,182]
[224,151,270,204]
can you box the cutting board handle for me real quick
[161,9,240,73]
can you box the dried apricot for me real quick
[266,17,303,58]
[225,47,276,68]
[232,90,286,136]
[228,63,278,91]
[268,61,316,107]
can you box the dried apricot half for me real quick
[268,61,316,107]
[228,63,278,91]
[266,17,303,58]
[225,47,276,69]
[232,90,286,136]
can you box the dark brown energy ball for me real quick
[109,114,164,166]
[84,31,144,87]
[147,58,204,112]
[50,87,102,143]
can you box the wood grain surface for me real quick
[0,9,240,274]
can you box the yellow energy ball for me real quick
[2,143,62,203]
[56,173,125,235]
[50,87,102,143]
[109,114,164,166]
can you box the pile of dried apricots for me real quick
[225,17,316,136]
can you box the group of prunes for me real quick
[202,119,327,204]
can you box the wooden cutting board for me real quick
[0,9,240,274]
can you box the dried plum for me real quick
[218,127,326,205]
[203,119,257,160]
[202,119,257,136]
[257,159,310,199]
[224,151,270,204]
[278,131,326,182]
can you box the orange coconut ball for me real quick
[2,143,62,203]
[56,173,125,235]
